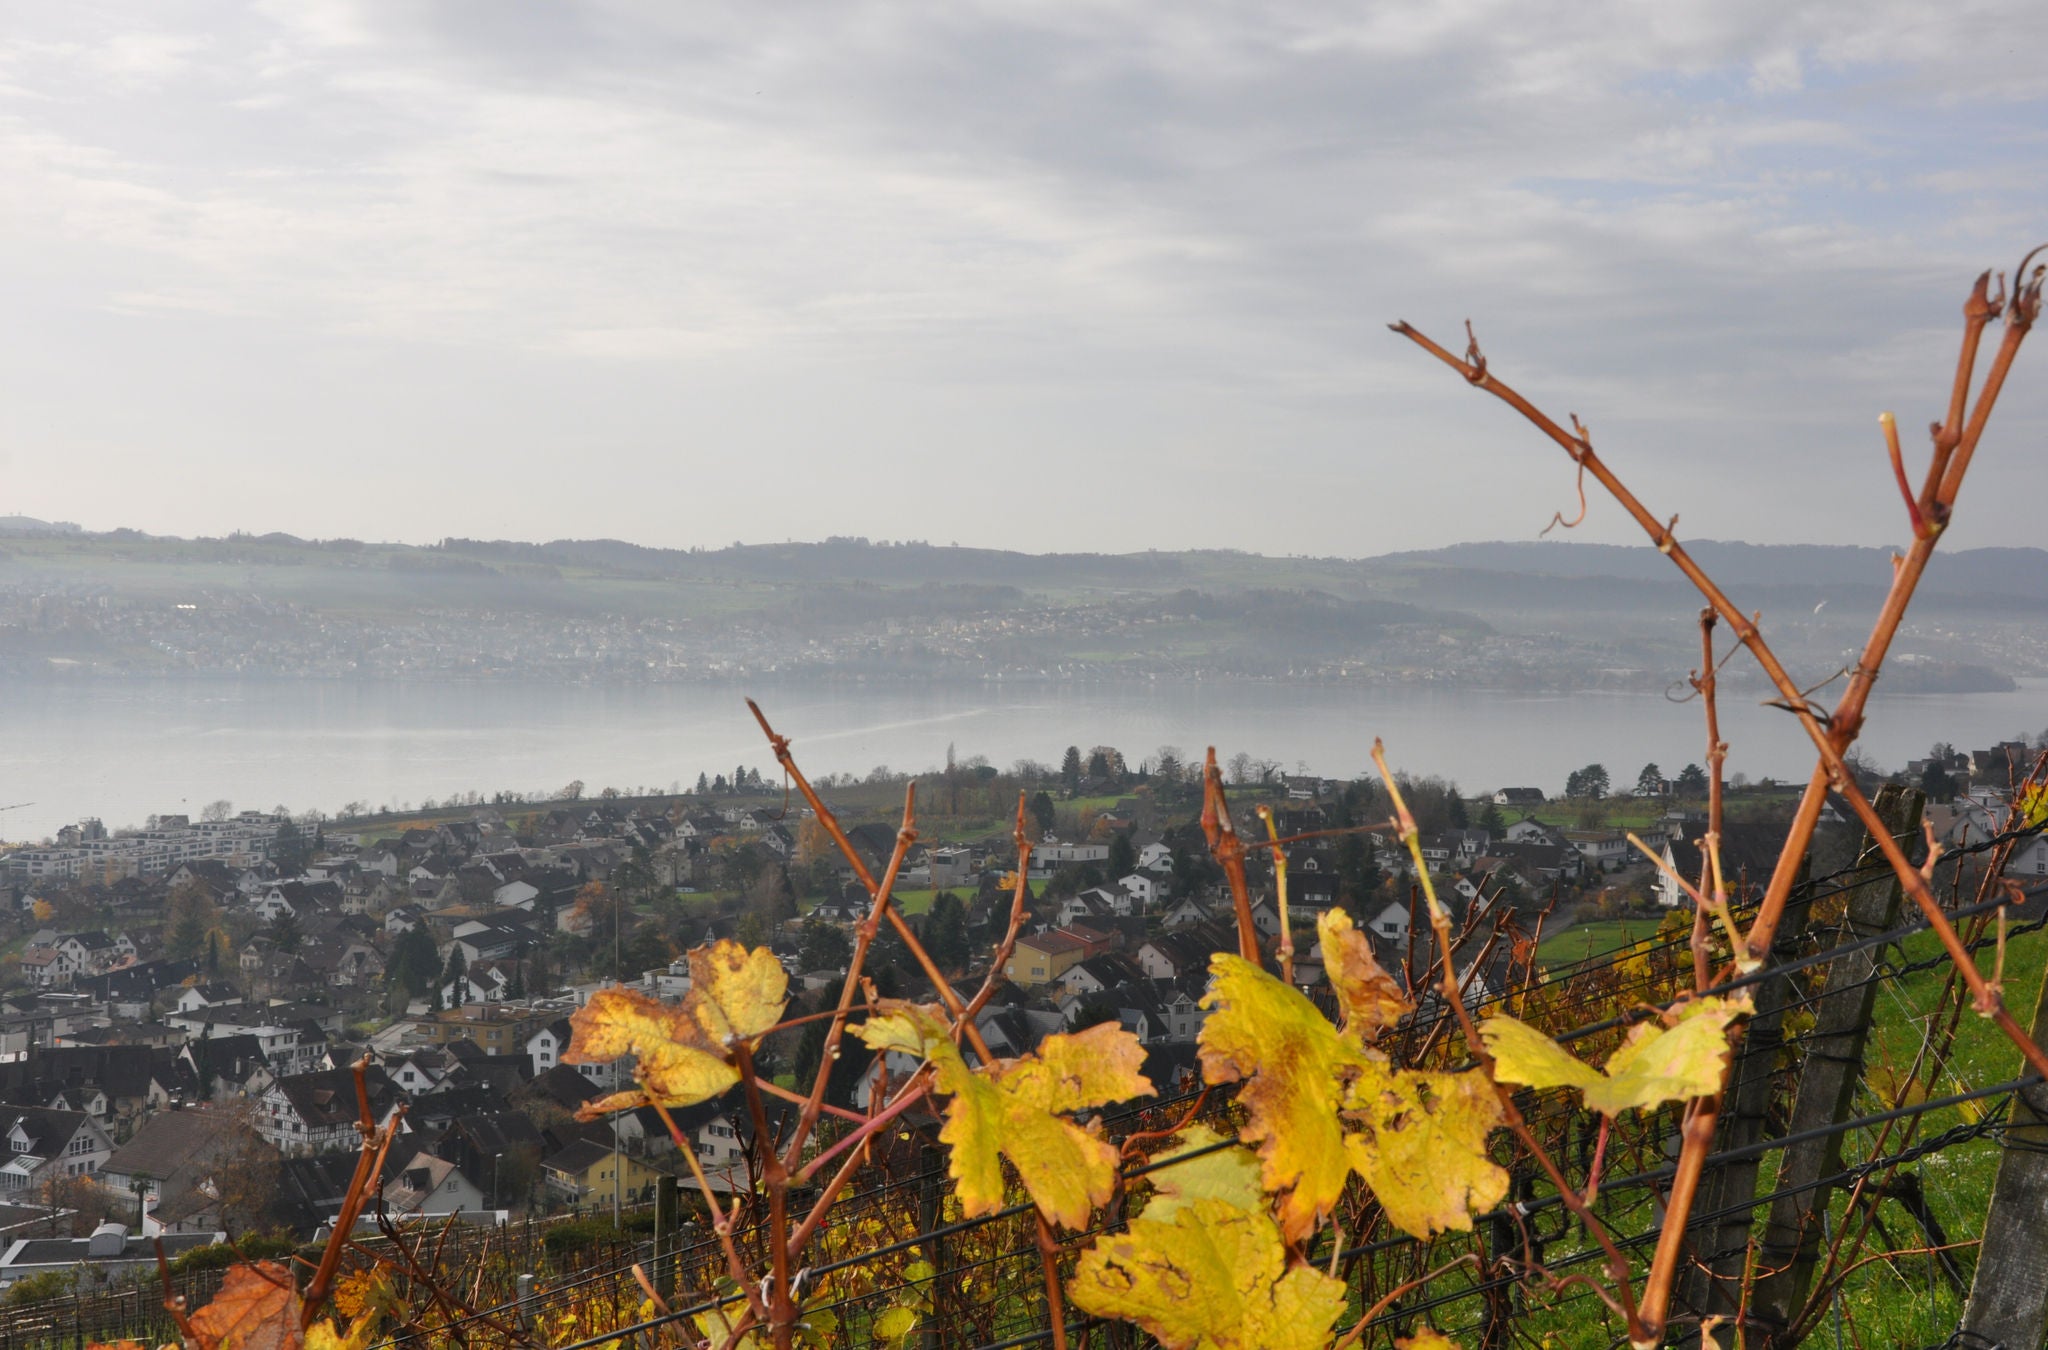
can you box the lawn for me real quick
[1534,914,1669,967]
[800,886,952,917]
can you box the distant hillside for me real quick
[1,528,2037,688]
[1380,540,2048,604]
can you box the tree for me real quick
[1920,758,1958,803]
[441,946,468,1006]
[1153,746,1185,788]
[1476,802,1506,834]
[201,799,234,823]
[1030,792,1058,837]
[1226,752,1254,785]
[695,772,711,794]
[1061,746,1083,795]
[922,893,970,971]
[620,926,674,975]
[210,1104,282,1234]
[799,919,851,973]
[1635,763,1664,798]
[164,884,221,962]
[389,924,440,995]
[1676,763,1709,797]
[1565,764,1610,800]
[561,779,585,800]
[271,914,301,954]
[748,866,799,929]
[271,819,309,874]
[1107,833,1136,878]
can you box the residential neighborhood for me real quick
[0,730,2038,1291]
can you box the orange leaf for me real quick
[186,1261,304,1350]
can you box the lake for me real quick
[2,676,2043,841]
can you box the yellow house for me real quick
[541,1140,667,1205]
[1003,930,1093,987]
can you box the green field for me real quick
[1534,915,1668,967]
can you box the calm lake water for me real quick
[2,677,2043,842]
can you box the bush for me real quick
[6,1270,73,1306]
[166,1233,299,1277]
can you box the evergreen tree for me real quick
[1108,833,1137,878]
[1061,746,1083,795]
[390,925,439,995]
[695,772,711,794]
[1030,792,1058,836]
[922,893,970,970]
[441,947,468,1006]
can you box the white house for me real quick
[1,1107,113,1190]
[1137,843,1174,874]
[381,1156,489,1219]
[1366,901,1411,945]
[1117,873,1160,909]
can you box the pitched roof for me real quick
[100,1106,240,1182]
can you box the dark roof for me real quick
[1,1105,94,1152]
[100,1106,242,1182]
[450,1110,547,1159]
[273,1154,364,1233]
[528,1064,601,1110]
[542,1137,617,1175]
[274,1066,398,1129]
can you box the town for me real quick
[0,733,2039,1297]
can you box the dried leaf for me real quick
[1199,954,1375,1240]
[853,1003,1152,1229]
[1345,1063,1507,1238]
[1070,1194,1347,1350]
[186,1261,302,1350]
[1481,995,1749,1116]
[1318,908,1412,1035]
[1141,1123,1263,1223]
[566,938,788,1117]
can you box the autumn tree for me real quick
[164,883,222,962]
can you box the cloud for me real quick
[0,0,2041,554]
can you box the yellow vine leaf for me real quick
[854,1002,1152,1229]
[1199,954,1378,1240]
[1345,1063,1507,1239]
[1481,995,1750,1116]
[872,1305,920,1347]
[1070,1194,1347,1350]
[306,1316,378,1350]
[1140,1124,1263,1223]
[2019,781,2048,830]
[1319,908,1413,1035]
[565,938,788,1118]
[1398,1332,1462,1349]
[685,939,791,1043]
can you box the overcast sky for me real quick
[2,1,2043,557]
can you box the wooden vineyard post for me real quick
[1751,785,1922,1342]
[1959,943,2048,1348]
[1681,854,1814,1329]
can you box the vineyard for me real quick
[68,251,2048,1350]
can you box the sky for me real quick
[1,1,2044,557]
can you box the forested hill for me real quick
[2,523,2041,687]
